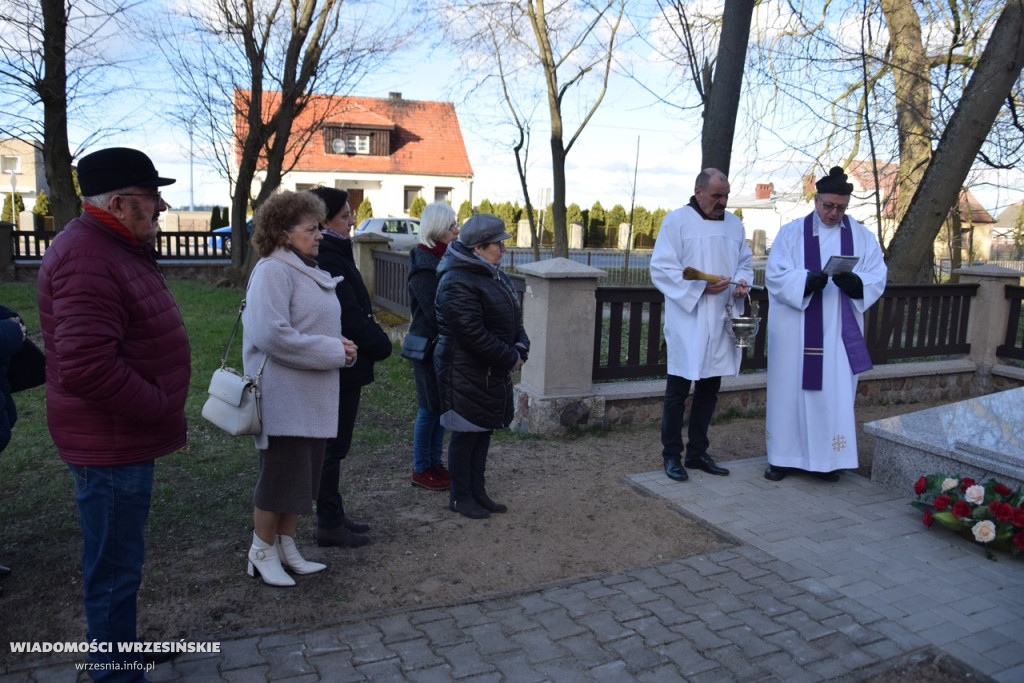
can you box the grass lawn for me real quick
[0,279,425,557]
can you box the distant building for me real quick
[731,161,996,259]
[235,91,474,218]
[991,203,1023,260]
[0,139,48,228]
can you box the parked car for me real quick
[207,220,251,255]
[354,217,421,250]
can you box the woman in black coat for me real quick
[434,214,529,519]
[310,187,393,548]
[407,201,460,491]
[0,305,29,592]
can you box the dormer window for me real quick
[327,129,373,155]
[323,122,391,156]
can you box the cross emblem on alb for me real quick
[832,434,847,452]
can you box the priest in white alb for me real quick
[764,166,887,482]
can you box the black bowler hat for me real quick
[459,213,512,248]
[77,147,176,196]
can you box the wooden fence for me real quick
[592,284,992,381]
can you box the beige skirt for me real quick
[253,436,325,515]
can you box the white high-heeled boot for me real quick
[277,535,326,575]
[247,532,295,586]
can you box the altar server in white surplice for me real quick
[651,168,753,483]
[764,167,887,482]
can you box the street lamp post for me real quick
[8,169,16,229]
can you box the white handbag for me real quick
[202,300,268,436]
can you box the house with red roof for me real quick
[235,90,474,218]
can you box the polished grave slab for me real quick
[865,386,1024,495]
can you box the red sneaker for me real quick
[412,469,447,491]
[430,463,451,486]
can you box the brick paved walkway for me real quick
[7,457,1022,682]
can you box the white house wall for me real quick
[252,170,474,217]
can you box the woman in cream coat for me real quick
[242,191,357,587]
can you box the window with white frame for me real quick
[0,156,20,174]
[434,187,452,203]
[346,135,370,154]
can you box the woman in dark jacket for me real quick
[0,306,27,594]
[435,213,529,519]
[310,187,393,548]
[407,201,459,491]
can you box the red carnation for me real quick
[990,501,1014,523]
[1015,530,1024,552]
[933,495,952,512]
[914,477,928,495]
[1014,508,1024,528]
[923,509,933,528]
[994,483,1012,497]
[952,500,972,518]
[960,477,977,491]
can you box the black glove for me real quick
[832,271,864,299]
[804,270,828,297]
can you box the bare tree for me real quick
[0,0,136,230]
[441,0,626,258]
[159,0,407,268]
[886,0,1024,282]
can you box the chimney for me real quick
[389,92,402,101]
[755,183,773,200]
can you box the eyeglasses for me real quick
[447,222,459,233]
[118,192,163,203]
[818,198,848,214]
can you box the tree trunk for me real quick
[886,0,1024,283]
[700,0,755,174]
[39,0,78,231]
[878,0,933,227]
[550,135,568,257]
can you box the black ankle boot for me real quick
[474,493,507,513]
[341,515,370,534]
[316,525,369,548]
[449,499,490,519]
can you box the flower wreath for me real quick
[911,473,1024,559]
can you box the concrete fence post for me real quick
[351,234,391,297]
[956,264,1023,395]
[512,258,606,435]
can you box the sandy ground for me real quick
[1,400,963,676]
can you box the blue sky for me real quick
[75,4,1023,222]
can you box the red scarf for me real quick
[84,203,139,245]
[419,242,448,259]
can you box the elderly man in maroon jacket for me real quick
[38,148,190,680]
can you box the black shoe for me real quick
[685,454,730,476]
[0,565,10,578]
[664,458,688,481]
[316,525,369,548]
[449,499,490,519]
[764,465,787,481]
[474,493,507,513]
[341,516,370,534]
[815,470,841,482]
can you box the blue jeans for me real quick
[413,406,446,474]
[67,462,154,682]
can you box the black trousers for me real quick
[447,430,493,505]
[316,385,362,529]
[660,374,721,461]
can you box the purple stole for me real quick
[802,214,873,390]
